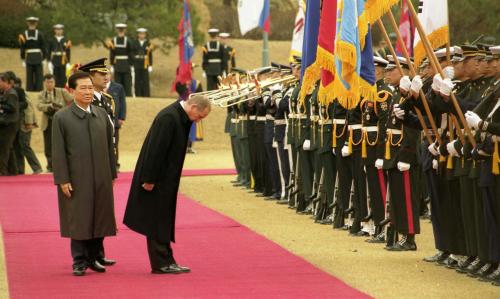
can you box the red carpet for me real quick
[0,171,370,299]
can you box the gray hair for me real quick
[187,95,211,111]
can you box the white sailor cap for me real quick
[26,16,39,22]
[373,56,389,67]
[53,24,64,29]
[451,46,465,63]
[219,32,230,38]
[208,28,219,34]
[490,45,500,59]
[115,23,128,29]
[136,28,148,33]
[434,47,455,61]
[385,55,409,70]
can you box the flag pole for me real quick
[385,11,442,145]
[262,31,269,66]
[407,1,476,147]
[376,19,434,145]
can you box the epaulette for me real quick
[376,90,392,102]
[102,92,114,101]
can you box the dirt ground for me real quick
[1,97,499,298]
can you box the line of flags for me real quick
[237,0,270,35]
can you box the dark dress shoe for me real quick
[297,208,312,215]
[423,252,449,263]
[464,259,484,275]
[151,264,184,274]
[456,257,480,273]
[257,193,272,198]
[276,199,289,205]
[476,264,497,280]
[355,231,370,237]
[386,239,417,251]
[88,260,106,273]
[444,257,459,269]
[366,233,385,243]
[72,265,87,276]
[468,263,492,278]
[481,267,500,282]
[98,258,116,266]
[171,264,191,273]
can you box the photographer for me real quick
[37,74,72,172]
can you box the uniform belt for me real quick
[362,126,378,132]
[387,129,402,135]
[51,51,63,56]
[257,116,267,121]
[310,116,319,122]
[296,114,307,119]
[333,119,346,125]
[115,55,129,60]
[208,59,221,63]
[288,114,295,119]
[348,124,362,130]
[249,115,257,120]
[231,119,238,124]
[135,55,145,59]
[318,119,333,125]
[266,114,275,121]
[238,115,247,120]
[274,119,287,125]
[26,49,41,53]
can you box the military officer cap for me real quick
[26,16,39,22]
[460,44,482,60]
[53,24,64,29]
[374,56,389,68]
[477,43,494,61]
[490,45,500,59]
[434,47,455,62]
[279,64,292,74]
[451,46,464,63]
[79,58,110,74]
[136,28,148,33]
[115,23,127,29]
[385,55,409,70]
[269,62,280,72]
[219,32,230,38]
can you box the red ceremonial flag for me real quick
[395,0,414,56]
[171,0,194,92]
[316,0,337,104]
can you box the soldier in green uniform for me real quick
[47,24,71,88]
[19,17,46,92]
[131,28,153,97]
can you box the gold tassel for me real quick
[493,141,500,175]
[385,132,391,160]
[439,155,446,163]
[348,128,353,155]
[361,132,367,158]
[446,154,453,169]
[333,123,337,148]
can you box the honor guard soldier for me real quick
[19,16,46,91]
[47,24,71,88]
[108,24,133,96]
[219,32,236,74]
[132,28,153,97]
[202,28,226,90]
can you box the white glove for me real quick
[48,62,54,74]
[148,66,153,73]
[332,148,336,156]
[130,66,135,73]
[393,104,405,120]
[303,139,311,151]
[399,75,411,92]
[110,66,114,74]
[397,162,411,172]
[428,142,439,156]
[432,74,442,92]
[432,159,438,170]
[375,159,384,170]
[341,145,351,157]
[65,63,71,72]
[443,66,455,79]
[440,78,454,96]
[410,75,423,94]
[465,111,482,129]
[22,60,26,68]
[447,141,460,157]
[272,141,278,148]
[202,71,206,78]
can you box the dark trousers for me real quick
[256,123,272,195]
[71,237,104,267]
[350,150,367,233]
[388,168,421,235]
[277,142,290,197]
[230,135,242,181]
[147,237,176,270]
[115,71,132,96]
[0,124,18,175]
[14,130,42,174]
[53,65,67,88]
[365,163,386,226]
[135,68,150,97]
[115,128,120,167]
[206,75,219,91]
[265,142,281,196]
[248,131,262,191]
[237,137,251,185]
[43,118,53,170]
[26,63,43,91]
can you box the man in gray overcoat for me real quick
[52,71,117,276]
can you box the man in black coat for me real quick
[0,73,20,175]
[124,95,211,274]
